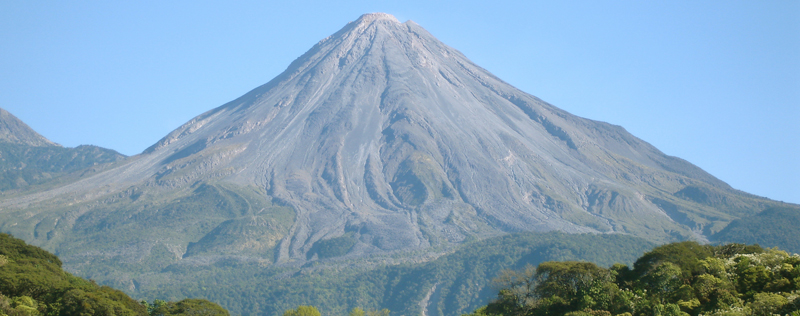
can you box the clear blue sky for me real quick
[1,1,798,204]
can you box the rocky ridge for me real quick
[0,107,58,147]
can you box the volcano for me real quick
[0,13,782,270]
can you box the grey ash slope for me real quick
[0,13,787,270]
[0,107,58,147]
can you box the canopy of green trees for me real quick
[469,242,800,316]
[0,233,228,316]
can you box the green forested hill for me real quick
[712,206,800,254]
[132,232,654,316]
[7,218,798,316]
[469,241,800,316]
[0,233,228,316]
[0,229,653,316]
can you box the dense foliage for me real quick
[713,207,800,254]
[3,228,649,316]
[308,232,358,260]
[470,242,800,316]
[134,232,653,316]
[150,299,229,316]
[0,233,227,316]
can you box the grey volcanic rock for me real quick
[0,13,787,268]
[0,107,58,147]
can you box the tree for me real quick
[470,241,800,316]
[349,307,365,316]
[152,299,229,316]
[747,293,787,316]
[651,303,688,316]
[633,241,711,279]
[365,308,390,316]
[8,295,39,316]
[283,306,321,316]
[640,262,682,300]
[486,261,616,315]
[534,261,612,305]
[493,264,538,307]
[142,299,167,316]
[347,307,390,316]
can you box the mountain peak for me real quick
[4,13,774,274]
[0,107,58,147]
[355,12,399,24]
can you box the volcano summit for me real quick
[0,13,783,276]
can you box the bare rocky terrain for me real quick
[0,108,58,147]
[0,13,792,313]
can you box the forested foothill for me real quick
[712,207,800,254]
[0,233,228,316]
[4,227,800,316]
[0,232,409,316]
[133,232,654,316]
[467,242,800,316]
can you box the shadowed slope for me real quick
[712,206,800,254]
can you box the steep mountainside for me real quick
[0,13,794,315]
[0,108,57,147]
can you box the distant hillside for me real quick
[0,142,125,191]
[713,206,800,254]
[0,107,126,192]
[132,232,654,316]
